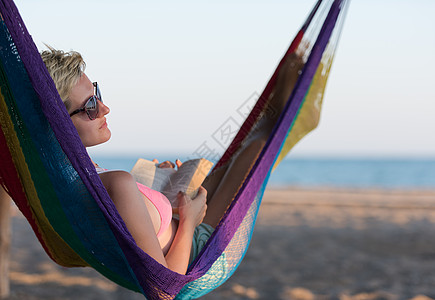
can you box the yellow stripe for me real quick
[0,89,88,267]
[273,51,334,170]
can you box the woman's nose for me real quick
[99,101,110,116]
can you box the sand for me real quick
[3,188,435,300]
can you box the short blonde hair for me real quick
[40,46,86,110]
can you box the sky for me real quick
[13,0,435,159]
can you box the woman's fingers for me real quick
[175,159,183,169]
[176,191,189,207]
[177,188,208,227]
[158,160,175,168]
[153,159,181,169]
[196,186,207,198]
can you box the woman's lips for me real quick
[100,120,108,129]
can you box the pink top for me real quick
[135,182,173,237]
[95,167,173,237]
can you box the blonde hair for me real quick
[40,46,86,110]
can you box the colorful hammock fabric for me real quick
[0,0,349,299]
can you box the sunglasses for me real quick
[69,82,103,120]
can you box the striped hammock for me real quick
[0,0,349,299]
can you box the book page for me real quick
[161,158,213,204]
[131,158,213,207]
[131,159,176,191]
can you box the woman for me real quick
[41,47,303,275]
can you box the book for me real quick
[130,158,214,207]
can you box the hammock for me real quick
[0,0,349,299]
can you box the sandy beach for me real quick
[3,187,435,300]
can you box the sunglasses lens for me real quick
[94,82,102,102]
[85,96,99,120]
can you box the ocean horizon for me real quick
[91,154,435,190]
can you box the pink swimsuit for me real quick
[96,167,172,237]
[135,182,172,237]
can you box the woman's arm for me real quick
[99,171,206,274]
[164,188,207,273]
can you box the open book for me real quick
[130,158,213,207]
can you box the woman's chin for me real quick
[101,128,112,142]
[100,133,112,145]
[105,129,112,141]
[84,133,112,148]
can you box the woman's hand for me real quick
[152,159,183,169]
[164,186,207,274]
[177,186,207,228]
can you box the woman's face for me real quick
[68,73,111,147]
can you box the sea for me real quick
[92,155,435,190]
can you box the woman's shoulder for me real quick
[98,170,136,192]
[98,169,133,180]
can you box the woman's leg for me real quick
[202,163,230,203]
[202,53,304,228]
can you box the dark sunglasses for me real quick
[69,82,103,120]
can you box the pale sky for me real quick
[14,0,435,158]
